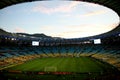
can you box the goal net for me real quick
[44,66,57,72]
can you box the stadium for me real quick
[0,0,120,80]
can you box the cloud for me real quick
[51,23,118,38]
[13,22,118,38]
[32,1,80,14]
[14,27,25,33]
[83,2,100,7]
[62,10,107,18]
[82,10,107,17]
[40,26,59,31]
[39,25,65,36]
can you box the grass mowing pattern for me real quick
[5,57,111,73]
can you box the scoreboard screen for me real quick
[32,41,39,46]
[94,39,101,44]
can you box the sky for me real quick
[0,1,119,38]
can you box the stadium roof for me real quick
[0,0,120,36]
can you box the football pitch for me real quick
[5,57,113,72]
[2,57,118,80]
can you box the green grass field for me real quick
[1,57,119,80]
[5,57,111,72]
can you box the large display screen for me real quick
[94,39,101,44]
[32,41,39,46]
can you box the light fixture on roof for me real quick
[119,34,120,36]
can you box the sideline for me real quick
[0,62,24,70]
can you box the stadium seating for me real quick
[0,44,120,71]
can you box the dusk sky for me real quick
[0,1,119,38]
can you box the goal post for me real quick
[44,66,57,72]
